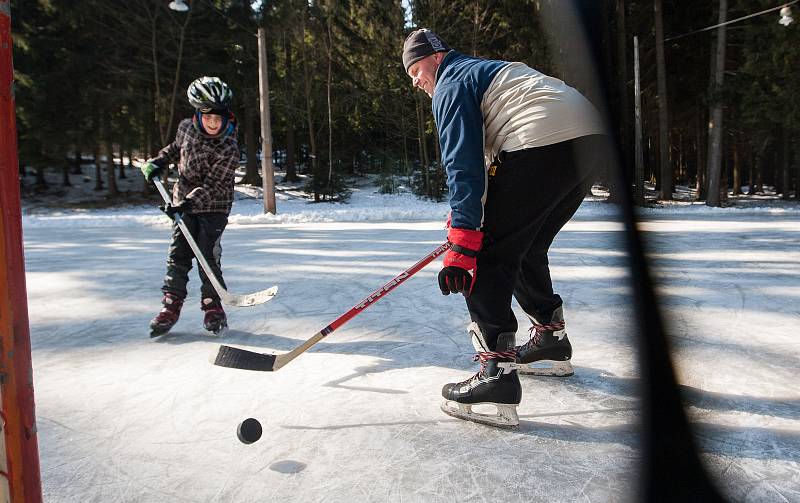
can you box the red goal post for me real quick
[1,2,43,501]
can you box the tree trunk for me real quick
[299,8,318,201]
[755,148,765,194]
[71,147,83,175]
[34,165,47,189]
[241,102,261,185]
[790,142,800,203]
[325,19,334,197]
[781,131,790,200]
[654,0,671,201]
[416,94,430,198]
[732,139,741,196]
[606,0,629,204]
[284,29,298,182]
[62,159,72,186]
[93,143,104,191]
[633,35,645,206]
[706,0,727,207]
[118,142,127,179]
[105,137,118,197]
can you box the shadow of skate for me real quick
[151,329,230,343]
[324,364,409,395]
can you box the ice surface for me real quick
[22,185,800,502]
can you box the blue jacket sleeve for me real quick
[433,81,486,231]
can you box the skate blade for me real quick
[514,360,573,377]
[205,323,229,337]
[206,326,229,337]
[440,400,519,428]
[149,327,171,338]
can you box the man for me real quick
[403,29,607,427]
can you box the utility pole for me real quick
[258,27,276,215]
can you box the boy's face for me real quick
[201,113,224,135]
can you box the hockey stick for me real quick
[212,241,451,371]
[152,177,277,307]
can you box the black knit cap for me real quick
[402,29,450,72]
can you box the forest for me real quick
[11,0,800,206]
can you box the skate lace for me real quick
[524,320,565,347]
[462,350,517,384]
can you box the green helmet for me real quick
[187,76,233,113]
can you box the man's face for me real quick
[407,53,442,98]
[201,113,224,135]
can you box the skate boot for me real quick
[149,292,184,337]
[514,306,573,376]
[441,324,522,428]
[202,297,228,335]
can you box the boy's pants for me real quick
[465,134,608,350]
[162,212,228,301]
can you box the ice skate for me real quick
[514,306,573,376]
[441,326,521,428]
[149,292,184,337]
[202,297,228,336]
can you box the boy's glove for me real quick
[160,199,193,220]
[140,161,163,182]
[438,227,483,297]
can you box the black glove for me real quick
[437,228,482,297]
[438,266,474,296]
[160,199,193,220]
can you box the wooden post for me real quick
[257,28,276,215]
[633,36,645,206]
[0,2,43,501]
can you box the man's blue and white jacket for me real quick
[431,51,605,231]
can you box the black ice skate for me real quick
[441,326,522,428]
[202,297,228,336]
[150,292,184,337]
[514,306,573,377]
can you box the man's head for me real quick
[402,29,450,97]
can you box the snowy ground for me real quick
[20,176,800,502]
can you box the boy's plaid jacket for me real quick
[151,118,239,215]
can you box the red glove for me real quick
[439,227,483,296]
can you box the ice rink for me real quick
[22,192,800,502]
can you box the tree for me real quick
[706,0,727,207]
[654,0,671,200]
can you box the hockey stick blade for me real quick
[213,345,277,371]
[149,175,278,308]
[222,285,279,307]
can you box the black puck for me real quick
[237,417,262,444]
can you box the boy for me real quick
[140,76,239,336]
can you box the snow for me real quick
[20,176,800,502]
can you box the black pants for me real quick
[162,212,228,301]
[465,135,608,350]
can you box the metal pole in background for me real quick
[0,1,43,501]
[257,27,276,215]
